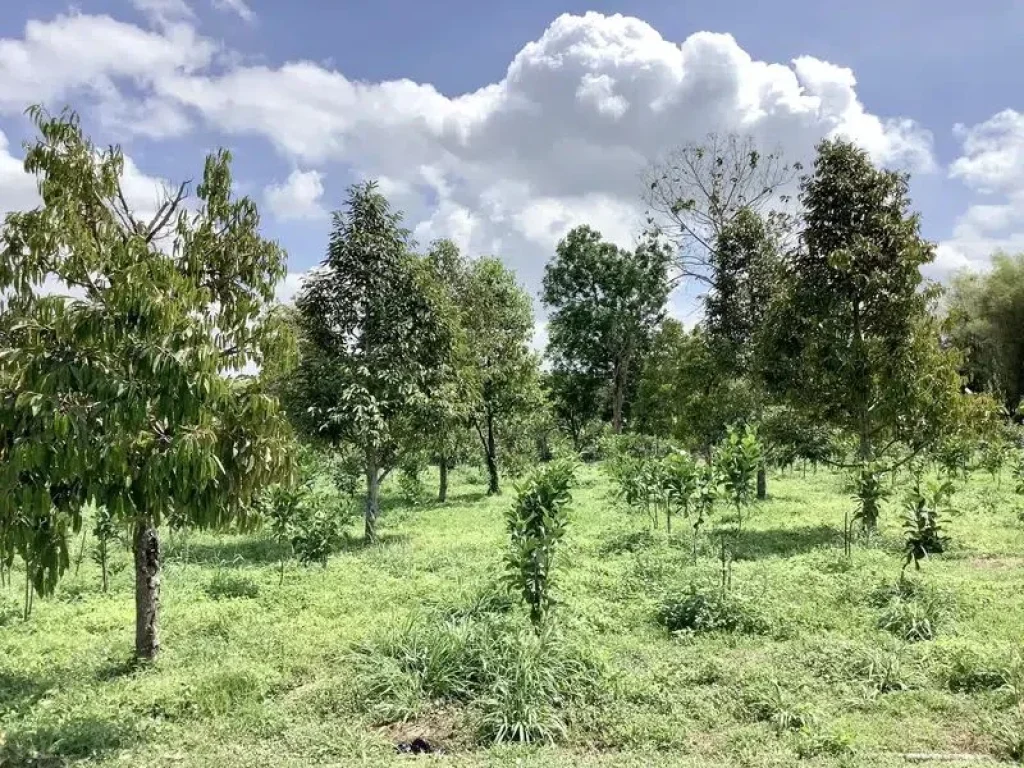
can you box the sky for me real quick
[1,0,1022,337]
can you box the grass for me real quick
[2,464,1024,766]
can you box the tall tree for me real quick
[0,108,292,661]
[461,258,540,495]
[944,252,1024,414]
[704,208,786,497]
[291,182,454,539]
[642,133,798,285]
[761,138,963,472]
[543,226,672,433]
[420,239,476,502]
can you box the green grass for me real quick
[2,464,1024,766]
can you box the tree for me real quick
[705,207,786,498]
[543,226,672,433]
[944,252,1024,414]
[290,182,455,540]
[0,107,292,661]
[760,139,964,512]
[642,133,797,285]
[544,366,604,454]
[635,320,756,456]
[461,258,540,494]
[419,240,477,502]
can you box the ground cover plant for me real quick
[1,462,1024,767]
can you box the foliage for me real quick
[761,138,965,471]
[504,460,577,628]
[543,225,672,433]
[90,505,118,593]
[0,107,292,659]
[635,321,757,453]
[288,182,456,541]
[461,258,542,495]
[657,584,768,635]
[945,252,1024,413]
[715,424,763,529]
[851,462,889,534]
[901,475,953,574]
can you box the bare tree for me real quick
[641,133,799,286]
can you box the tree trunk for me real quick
[438,458,449,503]
[134,523,161,662]
[485,414,499,495]
[756,465,767,500]
[611,362,626,434]
[365,447,380,542]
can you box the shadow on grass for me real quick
[165,534,290,567]
[0,714,136,766]
[0,670,53,718]
[733,524,840,560]
[168,530,411,567]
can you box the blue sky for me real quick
[1,0,1022,324]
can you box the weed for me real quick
[204,571,260,600]
[657,584,769,636]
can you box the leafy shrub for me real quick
[715,424,763,530]
[398,464,429,506]
[657,585,768,636]
[205,571,260,600]
[290,492,346,567]
[504,460,577,628]
[901,475,952,574]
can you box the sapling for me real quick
[716,425,763,533]
[901,475,952,578]
[661,450,698,536]
[91,505,117,593]
[847,462,889,555]
[504,459,577,630]
[691,463,718,563]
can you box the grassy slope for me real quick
[1,464,1023,767]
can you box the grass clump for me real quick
[204,571,260,600]
[657,584,769,636]
[871,577,952,642]
[350,610,603,745]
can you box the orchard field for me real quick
[2,462,1024,767]
[5,80,1024,768]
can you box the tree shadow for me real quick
[337,531,410,553]
[164,535,290,567]
[0,714,136,766]
[0,670,53,718]
[732,524,841,560]
[442,489,490,505]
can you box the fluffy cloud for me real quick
[936,110,1024,274]
[0,130,38,215]
[0,8,964,323]
[0,13,214,115]
[139,12,936,294]
[264,169,327,221]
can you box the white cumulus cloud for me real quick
[937,110,1024,274]
[264,169,327,221]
